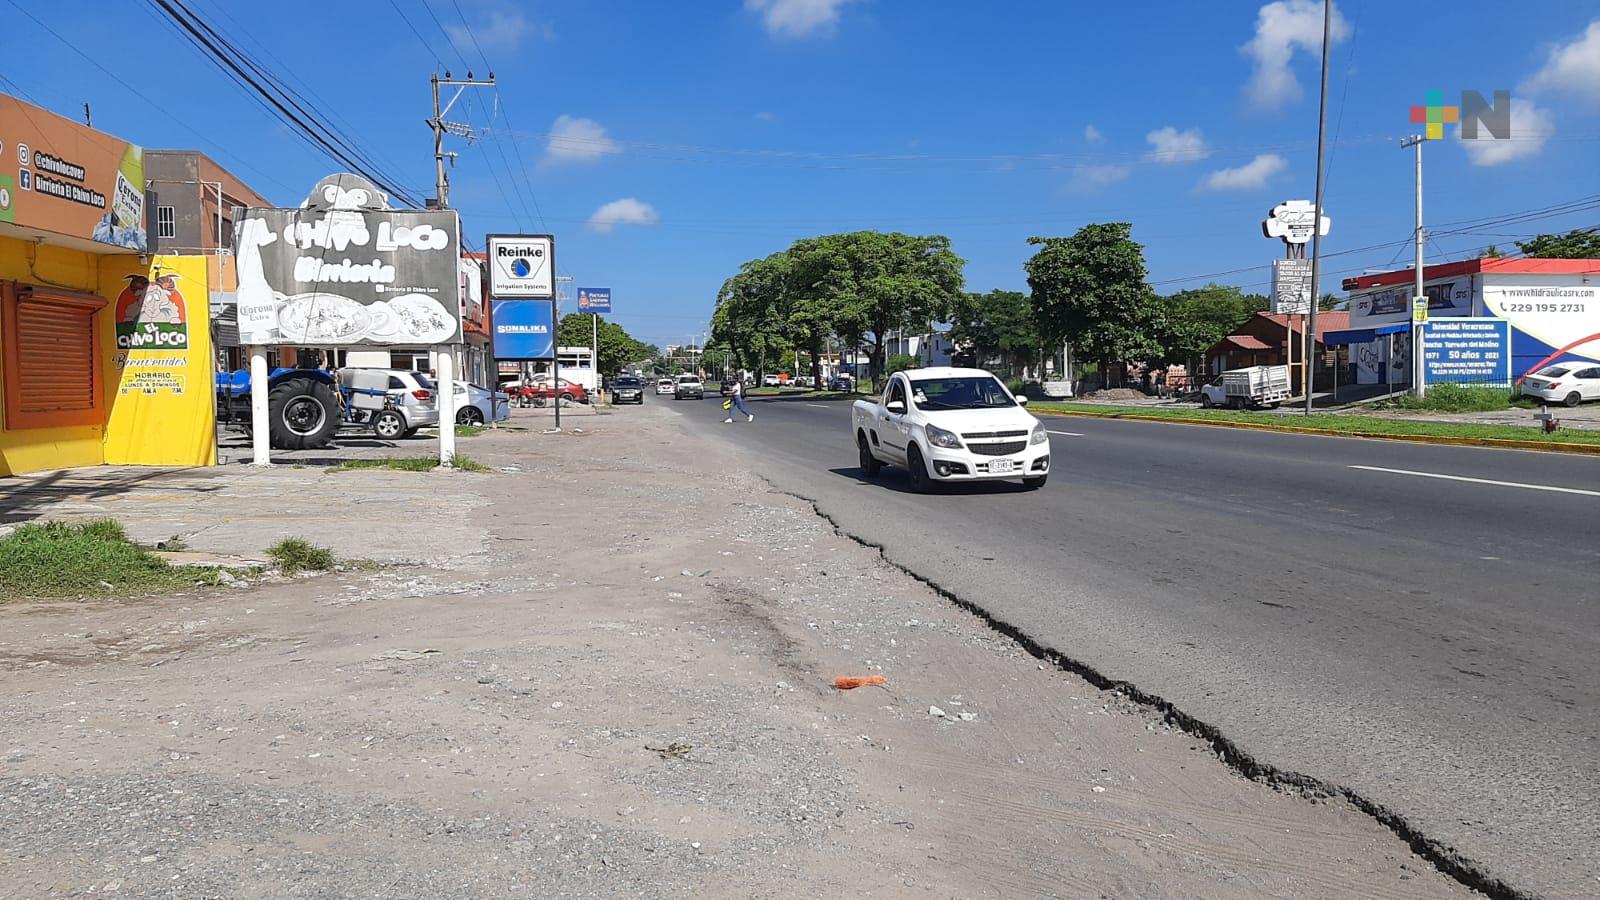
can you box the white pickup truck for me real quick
[1199,365,1291,409]
[852,367,1051,491]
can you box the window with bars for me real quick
[157,206,176,239]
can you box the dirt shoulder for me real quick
[0,407,1470,898]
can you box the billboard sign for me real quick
[487,234,554,298]
[1271,258,1312,314]
[577,286,611,313]
[1422,317,1511,386]
[1262,200,1330,247]
[233,174,462,346]
[0,92,147,251]
[491,299,555,360]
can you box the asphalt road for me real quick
[655,391,1600,898]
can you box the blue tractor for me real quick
[216,368,407,450]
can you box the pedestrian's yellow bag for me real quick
[722,399,733,410]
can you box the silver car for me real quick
[340,368,440,438]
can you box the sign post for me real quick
[487,234,558,427]
[1264,201,1330,399]
[578,288,611,402]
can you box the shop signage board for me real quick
[577,287,611,313]
[1271,258,1313,314]
[487,234,555,298]
[1262,200,1330,247]
[0,92,147,251]
[233,174,462,345]
[1422,317,1511,386]
[491,299,555,360]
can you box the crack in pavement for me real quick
[763,477,1527,900]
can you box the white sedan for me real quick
[655,377,675,395]
[1520,362,1600,407]
[452,382,511,425]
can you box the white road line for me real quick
[807,403,832,408]
[1047,430,1085,437]
[1348,465,1600,497]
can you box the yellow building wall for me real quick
[102,254,216,467]
[0,237,216,475]
[0,236,109,475]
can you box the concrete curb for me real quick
[1033,407,1600,456]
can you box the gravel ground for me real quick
[0,406,1473,898]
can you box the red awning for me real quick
[1224,335,1272,351]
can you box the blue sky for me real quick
[5,0,1599,347]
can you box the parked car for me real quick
[1199,365,1290,409]
[828,374,855,392]
[851,367,1049,491]
[1520,362,1600,407]
[339,368,440,438]
[655,377,675,395]
[611,375,646,404]
[520,377,587,406]
[675,374,705,400]
[452,382,511,425]
[762,374,781,387]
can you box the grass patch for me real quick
[267,538,335,575]
[1030,402,1600,448]
[1379,383,1516,413]
[0,519,234,600]
[332,456,439,472]
[453,424,490,437]
[448,453,492,472]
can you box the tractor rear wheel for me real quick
[268,377,339,450]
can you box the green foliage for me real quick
[1156,283,1267,365]
[267,538,335,575]
[557,313,652,376]
[1515,228,1600,259]
[448,453,492,472]
[1026,224,1166,378]
[333,456,438,472]
[885,353,919,374]
[1006,378,1026,395]
[0,519,227,599]
[948,289,1039,371]
[1386,383,1514,412]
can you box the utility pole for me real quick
[1303,0,1332,415]
[1401,134,1427,397]
[428,71,495,208]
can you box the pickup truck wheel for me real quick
[858,433,881,477]
[1022,474,1048,490]
[905,445,933,493]
[268,377,339,450]
[1200,395,1213,408]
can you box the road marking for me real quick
[1047,430,1084,437]
[1348,465,1600,497]
[807,403,832,408]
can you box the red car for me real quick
[513,378,587,406]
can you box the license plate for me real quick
[989,459,1016,474]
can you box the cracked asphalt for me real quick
[663,391,1600,898]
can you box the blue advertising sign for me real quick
[1422,317,1512,386]
[491,299,555,360]
[577,287,611,313]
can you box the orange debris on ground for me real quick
[833,675,887,690]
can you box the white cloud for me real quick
[1524,19,1600,108]
[446,10,549,53]
[744,0,856,39]
[1201,153,1288,190]
[1144,126,1210,163]
[1070,164,1132,191]
[1458,99,1553,167]
[589,198,659,233]
[542,115,619,168]
[1083,124,1104,144]
[1241,0,1350,110]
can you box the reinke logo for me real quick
[1410,90,1512,141]
[511,257,532,277]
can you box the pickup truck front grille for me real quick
[961,430,1028,440]
[969,441,1027,456]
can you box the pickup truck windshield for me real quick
[909,376,1015,410]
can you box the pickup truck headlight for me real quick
[1030,423,1047,445]
[925,423,962,449]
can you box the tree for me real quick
[1480,244,1505,259]
[885,353,918,375]
[711,253,793,377]
[948,289,1040,375]
[1026,224,1165,386]
[557,313,649,376]
[1155,283,1266,368]
[1515,228,1600,259]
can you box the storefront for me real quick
[0,92,215,476]
[1334,258,1600,385]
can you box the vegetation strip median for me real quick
[1030,403,1600,454]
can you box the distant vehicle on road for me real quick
[513,376,587,407]
[452,382,511,425]
[1199,365,1290,409]
[655,377,675,395]
[675,374,704,400]
[828,374,855,392]
[1520,363,1600,407]
[852,367,1049,491]
[611,376,646,404]
[762,374,781,387]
